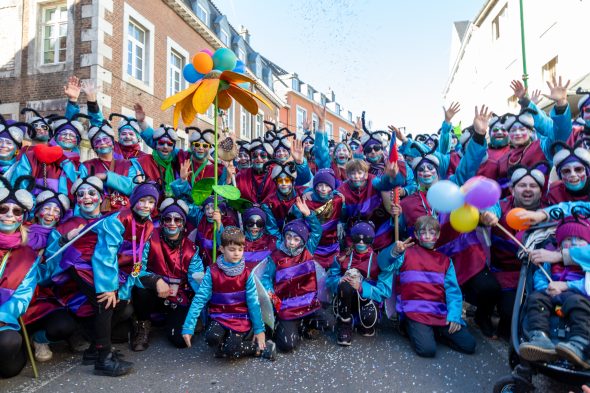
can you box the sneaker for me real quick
[261,340,277,361]
[518,330,557,362]
[83,346,124,365]
[33,341,53,362]
[94,351,133,377]
[358,325,376,337]
[555,336,590,369]
[336,318,353,346]
[131,320,151,352]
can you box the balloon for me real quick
[212,48,237,71]
[192,52,213,74]
[238,82,250,90]
[232,59,245,74]
[506,208,530,231]
[463,176,501,209]
[450,205,480,233]
[200,49,214,56]
[182,64,202,83]
[426,180,465,213]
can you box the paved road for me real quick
[0,320,574,393]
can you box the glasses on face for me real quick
[418,163,436,173]
[363,145,382,154]
[191,141,210,149]
[93,137,112,146]
[76,189,98,198]
[252,151,268,160]
[157,140,174,147]
[246,219,264,228]
[34,123,49,131]
[276,177,292,185]
[163,216,184,225]
[560,166,586,177]
[0,205,24,216]
[351,234,374,244]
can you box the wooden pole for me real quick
[19,317,38,378]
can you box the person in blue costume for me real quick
[313,123,353,183]
[379,216,476,358]
[131,197,203,351]
[261,200,327,353]
[519,210,590,369]
[182,227,276,361]
[0,117,26,177]
[327,221,393,346]
[0,180,41,378]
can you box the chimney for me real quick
[239,25,250,44]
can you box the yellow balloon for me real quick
[450,204,479,233]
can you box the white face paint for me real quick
[509,125,532,147]
[119,129,138,146]
[560,162,588,191]
[36,201,61,228]
[0,202,25,233]
[133,196,156,217]
[0,137,16,160]
[56,130,78,150]
[76,184,101,215]
[275,147,290,163]
[348,169,367,188]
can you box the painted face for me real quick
[561,236,589,250]
[76,184,102,215]
[285,231,303,250]
[191,141,210,160]
[352,233,373,253]
[220,243,244,263]
[36,201,61,228]
[251,149,269,170]
[156,137,174,159]
[490,126,509,147]
[416,226,439,249]
[417,162,438,187]
[119,129,138,146]
[245,214,264,237]
[0,137,16,160]
[133,196,156,217]
[560,162,588,191]
[425,139,436,149]
[314,182,332,199]
[349,142,360,152]
[582,105,590,123]
[0,202,24,233]
[275,174,293,195]
[56,129,78,150]
[303,140,313,153]
[450,136,458,149]
[364,144,383,163]
[512,175,542,210]
[162,212,184,237]
[33,121,50,141]
[237,151,251,169]
[204,202,215,222]
[329,145,335,156]
[275,147,290,163]
[92,132,114,155]
[508,125,532,147]
[334,144,350,165]
[348,169,367,189]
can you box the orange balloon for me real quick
[506,208,530,231]
[192,52,213,74]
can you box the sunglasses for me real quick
[192,141,210,149]
[246,219,264,228]
[0,205,24,216]
[252,151,268,159]
[163,216,184,225]
[351,234,374,244]
[34,123,49,131]
[76,189,98,198]
[276,177,292,185]
[157,140,175,147]
[363,145,382,154]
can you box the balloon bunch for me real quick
[182,48,247,87]
[426,176,501,233]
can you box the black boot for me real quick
[131,320,151,352]
[336,317,353,346]
[94,350,133,377]
[83,345,125,365]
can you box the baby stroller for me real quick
[493,223,590,392]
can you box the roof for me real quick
[454,21,471,44]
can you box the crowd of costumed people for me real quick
[2,47,590,380]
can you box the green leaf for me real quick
[226,197,253,212]
[212,184,241,201]
[191,177,215,205]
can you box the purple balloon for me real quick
[200,49,214,56]
[463,177,501,209]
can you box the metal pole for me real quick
[519,0,529,89]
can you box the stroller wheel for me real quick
[509,347,520,370]
[493,375,531,393]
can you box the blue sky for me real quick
[213,0,484,134]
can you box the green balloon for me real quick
[192,177,215,205]
[212,184,241,200]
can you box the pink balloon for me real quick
[200,49,214,56]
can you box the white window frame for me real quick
[219,28,230,46]
[166,37,189,97]
[122,4,155,95]
[196,3,209,25]
[312,113,319,131]
[339,127,347,140]
[224,103,234,132]
[40,3,68,65]
[237,47,247,63]
[296,106,307,135]
[292,78,300,92]
[240,107,252,140]
[255,112,264,138]
[325,121,334,141]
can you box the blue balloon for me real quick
[426,180,465,213]
[238,82,250,90]
[233,60,245,74]
[183,64,202,83]
[212,48,237,71]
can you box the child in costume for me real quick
[242,206,276,268]
[327,221,393,346]
[182,227,275,360]
[380,216,476,358]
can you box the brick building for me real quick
[0,0,285,160]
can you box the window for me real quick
[292,78,300,92]
[325,121,333,140]
[492,4,507,41]
[307,87,314,100]
[127,20,146,81]
[241,107,251,139]
[178,137,186,150]
[312,113,319,131]
[123,4,155,93]
[296,106,307,134]
[224,103,234,131]
[41,4,68,64]
[542,56,558,83]
[347,111,352,122]
[335,103,341,116]
[237,47,247,63]
[320,95,327,106]
[206,105,215,120]
[220,29,230,46]
[168,49,186,96]
[255,113,263,138]
[196,3,209,25]
[339,127,347,140]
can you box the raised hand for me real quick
[543,75,570,106]
[64,75,82,102]
[443,101,461,123]
[510,80,527,100]
[530,89,542,105]
[133,103,146,123]
[295,196,311,217]
[353,116,362,132]
[81,79,97,102]
[473,105,493,136]
[291,139,304,164]
[303,119,312,132]
[394,238,414,253]
[388,125,407,143]
[180,159,192,181]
